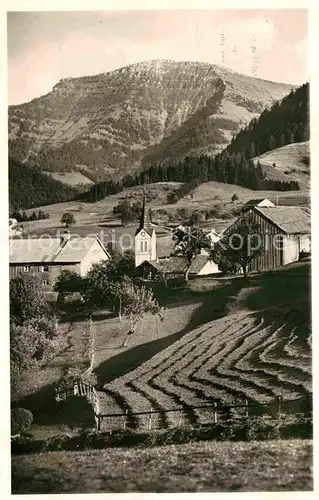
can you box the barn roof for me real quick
[149,257,188,273]
[254,206,311,234]
[189,255,210,274]
[244,198,272,206]
[10,236,110,264]
[138,255,210,275]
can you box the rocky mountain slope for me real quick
[8,60,293,180]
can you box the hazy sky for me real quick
[7,9,308,105]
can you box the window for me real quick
[43,266,50,272]
[140,241,144,252]
[23,266,30,272]
[42,279,50,286]
[144,241,148,251]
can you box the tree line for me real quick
[9,157,78,211]
[77,83,308,203]
[224,83,309,159]
[79,155,300,204]
[10,209,50,223]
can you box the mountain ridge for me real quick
[8,59,294,179]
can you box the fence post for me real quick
[245,399,249,418]
[149,406,153,431]
[276,395,283,419]
[123,409,128,431]
[178,409,182,428]
[96,415,101,431]
[213,402,218,423]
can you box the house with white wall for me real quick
[9,232,111,290]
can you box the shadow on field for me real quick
[96,261,311,387]
[243,261,311,352]
[243,261,310,314]
[14,385,95,429]
[95,277,245,386]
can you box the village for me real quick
[7,8,312,495]
[9,195,311,285]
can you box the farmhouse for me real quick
[223,206,311,271]
[9,232,111,290]
[136,255,220,280]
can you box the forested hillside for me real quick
[79,84,308,203]
[9,158,77,210]
[224,83,309,159]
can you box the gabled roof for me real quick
[54,237,109,262]
[10,236,110,264]
[135,226,155,237]
[152,257,188,273]
[137,255,211,275]
[244,198,273,206]
[189,255,210,274]
[253,206,311,234]
[10,238,61,264]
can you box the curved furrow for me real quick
[260,335,311,377]
[235,325,310,398]
[131,318,254,423]
[117,317,237,400]
[105,320,233,427]
[253,324,311,384]
[126,380,169,429]
[218,321,310,393]
[171,316,265,402]
[273,321,311,360]
[282,327,310,360]
[99,386,139,430]
[130,318,235,380]
[188,318,278,401]
[150,316,264,410]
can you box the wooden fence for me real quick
[55,384,312,432]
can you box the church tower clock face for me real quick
[141,231,145,236]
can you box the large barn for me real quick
[223,206,311,271]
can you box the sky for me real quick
[7,9,308,105]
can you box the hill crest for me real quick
[8,60,293,180]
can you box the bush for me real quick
[245,416,281,441]
[11,415,312,455]
[11,408,33,436]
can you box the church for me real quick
[134,192,157,267]
[134,193,221,279]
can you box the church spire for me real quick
[138,186,151,232]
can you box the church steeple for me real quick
[136,187,153,236]
[134,185,157,267]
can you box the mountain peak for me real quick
[9,61,293,179]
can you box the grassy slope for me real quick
[43,171,94,187]
[11,439,312,493]
[21,182,181,230]
[19,177,309,254]
[92,261,311,429]
[253,141,310,189]
[177,179,309,209]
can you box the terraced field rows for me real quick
[98,309,311,431]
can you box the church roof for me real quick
[135,190,155,236]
